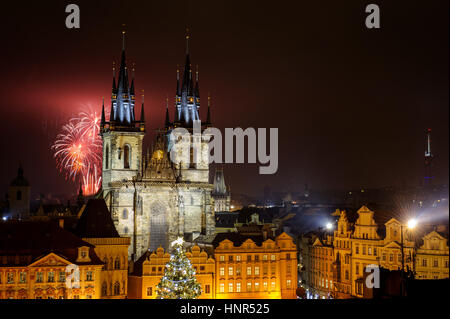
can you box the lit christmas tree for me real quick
[156,237,202,299]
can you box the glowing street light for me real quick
[326,223,333,230]
[407,219,417,229]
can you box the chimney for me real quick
[58,218,64,229]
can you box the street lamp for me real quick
[400,218,418,296]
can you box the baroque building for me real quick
[300,206,449,299]
[0,221,103,299]
[75,199,130,299]
[100,33,215,261]
[127,232,298,299]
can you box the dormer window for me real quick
[77,247,91,263]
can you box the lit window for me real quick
[271,281,276,290]
[19,272,26,283]
[228,267,233,276]
[247,266,252,275]
[220,267,225,276]
[228,283,233,292]
[263,255,268,261]
[247,282,252,292]
[219,255,225,262]
[236,255,241,262]
[219,283,225,293]
[287,279,292,288]
[254,266,260,275]
[271,255,276,261]
[254,282,260,291]
[7,273,14,284]
[263,281,268,291]
[236,282,241,292]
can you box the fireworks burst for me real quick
[52,104,106,196]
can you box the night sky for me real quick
[0,0,448,199]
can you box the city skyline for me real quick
[0,0,448,199]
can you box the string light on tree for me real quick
[156,237,202,299]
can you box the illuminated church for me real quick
[100,33,215,261]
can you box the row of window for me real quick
[218,280,289,293]
[335,240,350,249]
[0,271,94,284]
[218,254,279,262]
[417,258,449,268]
[219,264,282,277]
[354,244,378,256]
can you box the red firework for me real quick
[52,105,106,196]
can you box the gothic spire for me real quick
[176,66,181,96]
[165,97,171,128]
[140,92,145,122]
[195,65,200,99]
[112,62,117,93]
[101,98,106,125]
[130,63,135,96]
[206,94,212,125]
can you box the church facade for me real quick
[100,34,215,261]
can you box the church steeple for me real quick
[206,94,212,126]
[175,29,200,127]
[110,29,135,125]
[165,97,171,128]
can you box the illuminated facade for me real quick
[75,199,130,299]
[301,206,449,299]
[415,231,449,279]
[308,237,334,299]
[0,221,103,299]
[213,232,297,299]
[128,245,215,299]
[128,232,298,299]
[101,34,215,261]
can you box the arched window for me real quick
[114,282,120,295]
[124,145,131,169]
[17,190,22,201]
[122,209,128,219]
[105,144,110,169]
[114,257,121,270]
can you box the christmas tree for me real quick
[156,237,202,299]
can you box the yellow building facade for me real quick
[415,231,449,279]
[128,245,215,299]
[75,199,131,299]
[302,206,449,299]
[0,221,104,299]
[214,233,298,299]
[128,232,298,299]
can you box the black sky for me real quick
[0,0,448,198]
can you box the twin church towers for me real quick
[99,31,222,260]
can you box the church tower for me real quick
[165,31,212,184]
[212,166,231,212]
[100,31,145,204]
[8,164,31,219]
